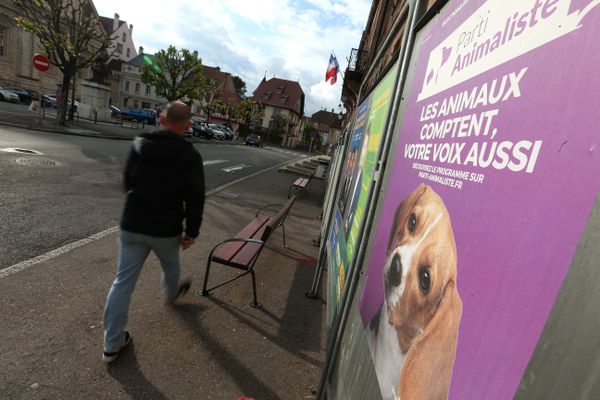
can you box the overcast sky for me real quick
[94,0,372,116]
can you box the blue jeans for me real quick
[103,229,181,353]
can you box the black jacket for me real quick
[120,130,205,238]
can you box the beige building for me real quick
[100,13,137,63]
[251,77,305,148]
[117,48,165,110]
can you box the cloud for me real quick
[94,0,371,115]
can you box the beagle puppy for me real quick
[368,184,462,400]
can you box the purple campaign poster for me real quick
[358,1,600,399]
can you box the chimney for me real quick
[139,46,144,55]
[113,13,119,32]
[129,24,133,34]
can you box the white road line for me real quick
[222,163,250,173]
[0,226,119,280]
[1,156,307,280]
[203,159,228,166]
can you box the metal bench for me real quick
[200,196,296,308]
[288,174,313,198]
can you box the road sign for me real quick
[32,54,50,72]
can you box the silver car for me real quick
[208,124,226,140]
[0,86,20,103]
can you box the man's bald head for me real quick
[160,101,192,134]
[164,101,191,125]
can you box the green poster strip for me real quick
[345,65,399,263]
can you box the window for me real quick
[124,80,130,92]
[116,43,122,53]
[126,48,130,57]
[142,102,151,109]
[133,99,139,108]
[135,83,140,93]
[145,85,151,95]
[122,32,126,42]
[123,98,128,107]
[0,27,5,57]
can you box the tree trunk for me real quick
[68,76,76,121]
[58,72,72,126]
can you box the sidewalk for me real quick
[0,167,327,399]
[0,110,156,140]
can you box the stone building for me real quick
[0,0,103,99]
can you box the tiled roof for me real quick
[202,66,241,103]
[311,110,343,129]
[99,16,126,34]
[127,52,155,67]
[251,77,304,115]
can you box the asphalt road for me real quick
[0,124,305,270]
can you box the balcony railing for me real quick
[347,48,368,74]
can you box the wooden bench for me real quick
[288,174,313,198]
[200,196,296,308]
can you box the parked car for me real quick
[4,87,32,104]
[220,125,234,140]
[208,124,226,140]
[245,134,263,147]
[110,105,121,117]
[43,94,79,111]
[24,88,41,102]
[191,120,212,138]
[43,94,57,107]
[115,108,156,125]
[0,86,20,103]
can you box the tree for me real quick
[13,0,112,125]
[232,75,247,98]
[141,46,206,102]
[235,99,264,128]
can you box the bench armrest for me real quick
[208,237,265,260]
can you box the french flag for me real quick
[325,53,340,85]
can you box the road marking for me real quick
[0,226,119,280]
[203,159,228,166]
[222,163,250,173]
[1,157,307,279]
[0,148,43,155]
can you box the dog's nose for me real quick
[387,254,402,289]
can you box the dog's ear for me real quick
[398,281,462,400]
[387,184,429,251]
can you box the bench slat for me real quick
[213,216,269,263]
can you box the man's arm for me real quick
[183,150,206,239]
[123,146,137,192]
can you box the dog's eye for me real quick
[418,267,431,294]
[408,213,417,232]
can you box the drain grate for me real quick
[1,148,43,155]
[15,158,61,167]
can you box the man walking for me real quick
[102,101,205,363]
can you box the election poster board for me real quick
[327,66,399,317]
[327,96,370,317]
[343,65,399,264]
[357,1,600,399]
